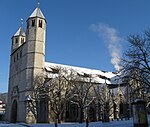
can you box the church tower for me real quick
[6,4,46,123]
[11,25,26,52]
[25,4,46,89]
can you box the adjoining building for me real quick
[0,93,7,121]
[0,100,6,121]
[6,4,127,123]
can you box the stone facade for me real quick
[6,6,46,123]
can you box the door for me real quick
[11,100,17,123]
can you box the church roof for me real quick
[13,27,26,37]
[45,62,117,84]
[29,7,45,19]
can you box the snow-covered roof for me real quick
[13,27,26,37]
[29,7,45,19]
[45,62,117,84]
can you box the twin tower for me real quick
[6,5,46,122]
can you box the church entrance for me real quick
[11,100,17,123]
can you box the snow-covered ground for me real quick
[0,117,150,127]
[27,120,134,127]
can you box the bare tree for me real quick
[66,73,96,123]
[93,82,115,122]
[46,66,72,123]
[121,30,150,101]
[32,74,49,122]
[31,67,85,123]
[25,74,47,123]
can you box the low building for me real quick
[0,100,5,120]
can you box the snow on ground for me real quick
[27,120,133,127]
[0,117,150,127]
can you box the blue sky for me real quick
[0,0,150,93]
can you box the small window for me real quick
[20,50,22,58]
[15,38,18,44]
[21,38,24,43]
[14,56,16,63]
[17,53,18,60]
[27,29,29,35]
[32,20,35,27]
[39,20,42,28]
[27,22,29,29]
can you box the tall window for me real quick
[32,20,35,27]
[39,20,42,28]
[21,38,24,43]
[17,53,18,60]
[15,38,18,44]
[119,102,124,115]
[14,56,16,63]
[20,50,22,58]
[27,29,29,35]
[27,22,29,29]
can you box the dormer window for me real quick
[32,20,35,27]
[39,20,42,28]
[15,38,18,44]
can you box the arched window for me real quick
[32,20,35,27]
[39,20,42,28]
[15,38,18,44]
[21,38,24,43]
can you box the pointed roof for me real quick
[13,27,26,37]
[29,7,45,19]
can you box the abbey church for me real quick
[6,4,127,123]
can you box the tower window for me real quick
[15,38,18,44]
[27,29,29,35]
[21,38,24,43]
[27,22,29,29]
[14,56,16,63]
[20,50,22,58]
[32,20,35,27]
[39,20,42,28]
[17,53,18,60]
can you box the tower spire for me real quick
[20,18,23,27]
[37,0,40,8]
[29,1,45,20]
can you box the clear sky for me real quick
[0,0,150,93]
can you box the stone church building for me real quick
[6,4,126,123]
